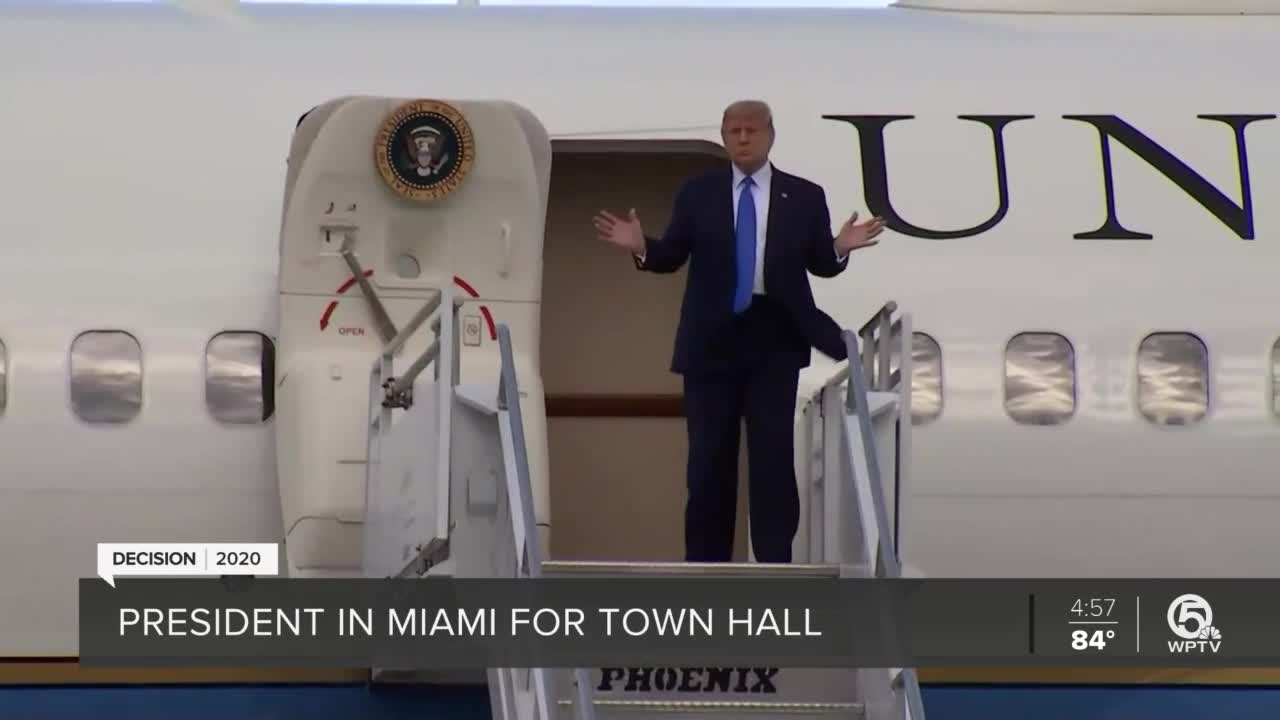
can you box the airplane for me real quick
[1,0,1279,666]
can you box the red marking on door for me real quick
[318,269,498,340]
[319,269,373,331]
[451,275,497,340]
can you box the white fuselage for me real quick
[2,3,1279,655]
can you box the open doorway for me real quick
[540,139,756,562]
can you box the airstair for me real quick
[357,289,923,720]
[275,95,923,720]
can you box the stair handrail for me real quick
[858,300,899,392]
[496,324,542,581]
[799,300,900,413]
[362,283,461,580]
[841,326,925,720]
[842,328,897,579]
[496,324,596,720]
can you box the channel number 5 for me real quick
[1168,594,1213,640]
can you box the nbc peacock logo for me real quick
[1166,594,1222,653]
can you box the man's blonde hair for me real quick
[722,100,773,130]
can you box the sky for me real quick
[177,0,896,5]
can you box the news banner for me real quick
[83,543,1262,668]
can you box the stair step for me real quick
[557,699,864,716]
[541,561,844,578]
[864,391,897,420]
[455,382,499,414]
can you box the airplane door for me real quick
[275,96,551,577]
[539,141,751,562]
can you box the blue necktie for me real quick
[734,177,756,313]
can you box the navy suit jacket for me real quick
[636,163,850,376]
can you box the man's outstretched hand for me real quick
[834,212,885,256]
[594,208,646,255]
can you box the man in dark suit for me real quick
[593,100,884,563]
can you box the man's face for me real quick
[721,110,773,173]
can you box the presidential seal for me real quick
[374,99,474,202]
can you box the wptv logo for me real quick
[1166,593,1222,654]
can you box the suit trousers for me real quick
[682,296,801,563]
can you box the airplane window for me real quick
[70,331,142,424]
[1004,332,1075,425]
[911,332,942,425]
[0,340,6,414]
[1272,338,1280,417]
[206,332,276,424]
[1137,333,1208,425]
